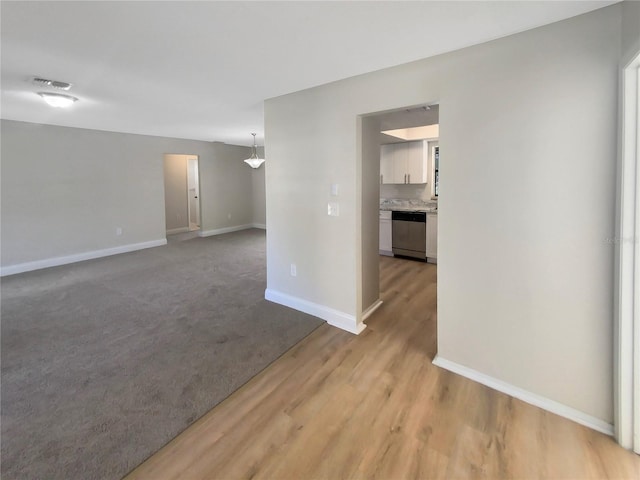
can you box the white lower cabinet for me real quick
[426,213,438,261]
[379,210,392,255]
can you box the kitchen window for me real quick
[433,145,439,197]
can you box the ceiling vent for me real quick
[32,77,72,91]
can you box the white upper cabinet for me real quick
[406,141,427,184]
[380,144,395,185]
[380,141,428,184]
[392,143,409,183]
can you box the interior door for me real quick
[187,157,200,230]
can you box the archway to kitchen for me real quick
[357,103,440,337]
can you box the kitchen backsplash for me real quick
[380,183,434,201]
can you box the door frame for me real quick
[614,50,639,453]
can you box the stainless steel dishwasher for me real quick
[392,211,426,260]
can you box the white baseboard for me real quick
[166,227,190,235]
[0,239,167,277]
[432,355,614,436]
[252,223,266,230]
[265,288,366,335]
[362,299,383,320]
[198,223,267,237]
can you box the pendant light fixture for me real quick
[244,133,265,169]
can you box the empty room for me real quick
[1,1,639,479]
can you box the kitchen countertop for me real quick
[380,206,438,213]
[380,199,437,213]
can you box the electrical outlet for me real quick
[227,213,232,220]
[290,263,297,277]
[328,202,339,217]
[116,227,122,236]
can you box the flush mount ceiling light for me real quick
[382,124,440,141]
[37,92,78,108]
[32,77,72,90]
[244,133,265,169]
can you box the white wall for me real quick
[359,115,382,314]
[0,120,257,270]
[265,91,359,325]
[621,0,640,64]
[265,5,621,423]
[198,142,255,233]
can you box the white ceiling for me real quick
[1,1,617,146]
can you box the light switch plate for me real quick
[328,202,339,216]
[330,183,339,196]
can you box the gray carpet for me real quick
[1,229,323,480]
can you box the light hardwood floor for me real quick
[127,256,640,479]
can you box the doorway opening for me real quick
[163,154,201,237]
[358,103,440,334]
